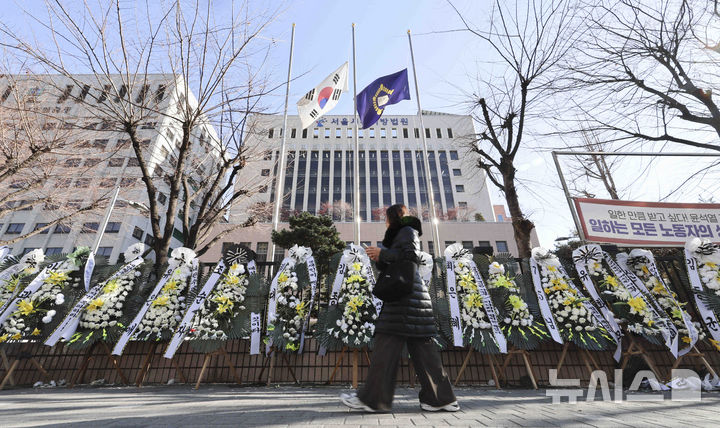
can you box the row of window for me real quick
[0,83,167,105]
[18,246,114,258]
[1,222,121,236]
[268,127,455,140]
[267,150,463,221]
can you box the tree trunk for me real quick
[502,167,535,259]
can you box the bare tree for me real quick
[563,125,622,200]
[0,1,280,267]
[0,73,109,245]
[449,0,580,258]
[565,0,720,152]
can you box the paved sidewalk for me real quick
[1,385,719,427]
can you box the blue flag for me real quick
[356,69,410,129]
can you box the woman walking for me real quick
[341,204,458,413]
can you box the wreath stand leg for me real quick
[193,347,240,390]
[497,347,538,390]
[363,348,371,365]
[170,357,188,384]
[620,335,663,381]
[667,345,718,382]
[555,343,570,374]
[262,346,299,385]
[352,348,360,389]
[326,346,347,385]
[135,342,160,387]
[406,358,416,388]
[0,348,16,388]
[454,347,473,386]
[69,341,101,388]
[487,354,501,390]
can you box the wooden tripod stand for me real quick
[133,342,188,387]
[556,342,603,380]
[257,346,299,385]
[496,346,539,389]
[453,347,501,389]
[1,344,50,390]
[194,346,241,389]
[326,346,371,388]
[69,341,128,388]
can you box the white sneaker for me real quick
[340,393,375,412]
[421,401,460,412]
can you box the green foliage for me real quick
[271,212,345,278]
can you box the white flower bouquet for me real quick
[625,248,705,347]
[266,245,316,353]
[317,245,380,350]
[573,247,663,343]
[532,248,614,350]
[0,249,44,309]
[66,244,148,348]
[0,247,90,343]
[132,247,196,341]
[484,259,548,349]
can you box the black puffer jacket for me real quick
[374,219,437,338]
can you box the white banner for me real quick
[574,197,720,247]
[0,246,9,263]
[630,250,698,356]
[164,261,223,359]
[187,259,199,294]
[298,255,318,354]
[559,249,622,361]
[249,312,262,355]
[45,258,144,346]
[444,257,464,347]
[265,258,292,354]
[529,257,564,344]
[83,252,95,292]
[0,262,63,326]
[112,264,175,355]
[468,261,507,353]
[684,249,720,344]
[610,255,679,358]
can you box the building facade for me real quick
[0,74,220,263]
[203,112,538,263]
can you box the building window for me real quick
[324,128,330,138]
[391,128,398,138]
[128,158,140,167]
[97,247,113,258]
[34,223,49,234]
[105,222,121,233]
[259,185,268,193]
[403,128,408,138]
[458,201,468,209]
[369,129,375,138]
[453,168,462,176]
[22,248,38,255]
[100,178,116,188]
[120,177,137,187]
[444,241,456,249]
[447,128,454,138]
[261,169,270,177]
[425,128,431,138]
[462,241,474,250]
[132,226,144,240]
[302,128,308,138]
[45,247,63,256]
[81,222,99,233]
[256,242,268,262]
[291,128,297,138]
[158,192,167,205]
[54,224,71,234]
[358,129,364,138]
[75,178,91,188]
[335,128,341,138]
[414,128,420,138]
[65,158,82,167]
[380,128,387,138]
[347,128,353,138]
[478,240,491,248]
[456,185,465,192]
[6,223,24,234]
[450,150,459,160]
[144,234,154,246]
[268,128,274,138]
[496,241,509,253]
[313,129,319,138]
[436,128,442,138]
[263,151,273,161]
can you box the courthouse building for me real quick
[0,74,220,263]
[203,112,538,262]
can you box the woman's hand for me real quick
[365,246,381,261]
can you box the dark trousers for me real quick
[357,333,456,411]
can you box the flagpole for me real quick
[407,30,441,257]
[352,23,361,245]
[269,23,295,270]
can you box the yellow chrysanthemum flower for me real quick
[87,298,105,312]
[346,295,365,314]
[224,274,241,286]
[103,280,119,294]
[682,336,692,344]
[31,328,41,336]
[17,299,35,316]
[547,266,557,272]
[152,295,170,306]
[0,334,8,343]
[214,295,234,314]
[351,262,363,272]
[705,262,717,269]
[278,272,289,283]
[11,333,22,340]
[628,297,646,313]
[162,280,179,293]
[46,271,70,285]
[604,275,620,289]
